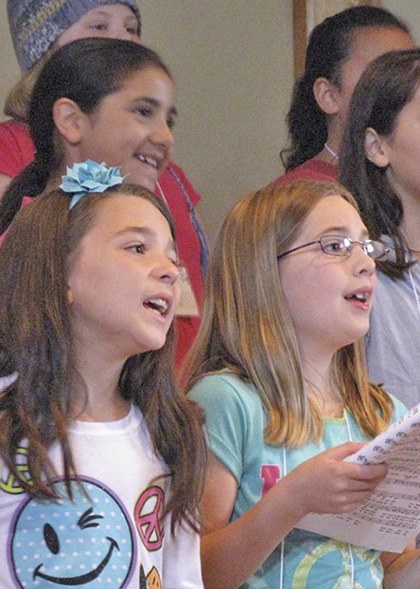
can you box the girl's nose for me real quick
[154,255,180,284]
[151,120,174,150]
[352,243,376,276]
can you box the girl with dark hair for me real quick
[273,5,413,185]
[0,160,206,588]
[340,48,420,411]
[186,180,420,588]
[0,35,205,367]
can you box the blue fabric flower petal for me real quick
[60,160,126,209]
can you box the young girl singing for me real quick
[0,160,206,588]
[0,36,205,367]
[187,180,420,588]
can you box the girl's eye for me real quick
[167,116,176,130]
[323,240,344,253]
[170,257,181,268]
[126,26,140,36]
[127,244,146,254]
[90,23,108,31]
[135,106,152,118]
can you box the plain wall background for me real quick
[0,1,418,241]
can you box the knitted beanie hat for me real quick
[8,0,141,72]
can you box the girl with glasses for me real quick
[186,180,420,588]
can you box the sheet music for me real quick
[296,403,420,552]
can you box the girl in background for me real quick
[0,160,206,588]
[274,5,413,184]
[2,0,208,364]
[340,48,420,410]
[187,180,420,588]
[0,36,200,366]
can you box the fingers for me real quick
[356,462,388,481]
[320,441,366,460]
[318,442,388,481]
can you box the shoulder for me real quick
[388,394,409,422]
[189,373,264,440]
[272,159,338,185]
[160,161,201,206]
[0,121,35,177]
[189,372,258,410]
[0,121,31,144]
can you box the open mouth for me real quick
[346,292,368,303]
[144,297,169,316]
[135,154,158,169]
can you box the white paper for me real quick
[296,403,420,552]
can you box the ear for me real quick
[52,98,86,145]
[364,127,390,168]
[313,77,340,115]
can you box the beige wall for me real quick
[0,1,418,241]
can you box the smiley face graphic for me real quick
[10,477,136,587]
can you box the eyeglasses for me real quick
[277,235,389,261]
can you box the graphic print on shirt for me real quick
[134,485,165,552]
[140,564,162,589]
[260,463,382,587]
[260,464,281,497]
[0,446,30,495]
[287,535,382,588]
[9,477,136,588]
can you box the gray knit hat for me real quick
[8,0,141,72]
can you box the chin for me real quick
[341,326,369,348]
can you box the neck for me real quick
[71,344,130,422]
[301,351,343,417]
[399,196,420,253]
[316,122,342,164]
[323,142,338,161]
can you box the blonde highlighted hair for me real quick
[4,48,54,122]
[186,180,393,446]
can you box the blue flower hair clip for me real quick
[60,160,126,209]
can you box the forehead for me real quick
[89,194,171,236]
[110,67,174,100]
[345,26,414,69]
[298,195,366,238]
[78,3,138,20]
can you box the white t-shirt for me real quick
[0,405,202,588]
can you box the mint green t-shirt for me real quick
[189,372,407,589]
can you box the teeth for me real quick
[354,292,367,301]
[137,154,158,168]
[146,298,168,314]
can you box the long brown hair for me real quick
[0,184,205,532]
[0,38,172,235]
[340,48,420,279]
[186,180,392,447]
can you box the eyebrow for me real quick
[318,226,370,239]
[88,10,137,19]
[115,226,177,252]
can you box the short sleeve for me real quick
[390,394,409,422]
[189,374,254,483]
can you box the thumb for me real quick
[320,441,366,461]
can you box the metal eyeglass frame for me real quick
[277,235,389,261]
